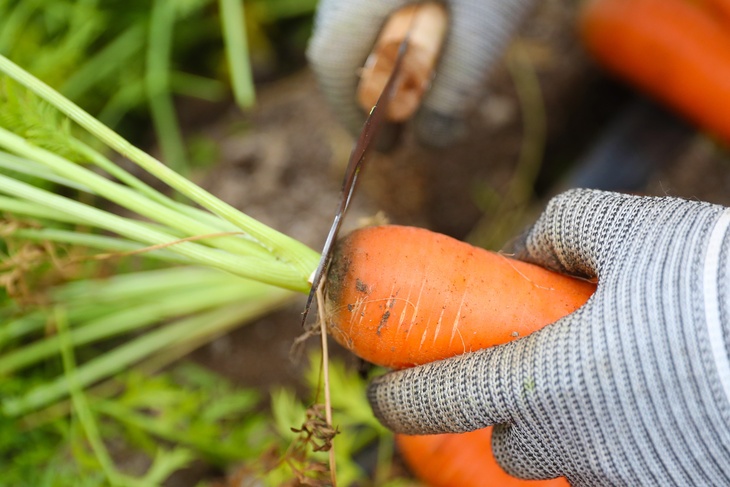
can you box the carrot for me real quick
[579,0,730,144]
[397,429,569,487]
[692,0,730,24]
[324,225,595,369]
[324,225,594,486]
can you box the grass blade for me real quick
[56,307,126,486]
[219,0,255,110]
[147,0,187,172]
[2,288,291,416]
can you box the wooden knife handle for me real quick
[357,2,448,122]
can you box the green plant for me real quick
[0,6,407,483]
[0,34,317,484]
[0,54,319,289]
[0,0,317,173]
[0,344,410,485]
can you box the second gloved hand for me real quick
[367,189,730,486]
[306,0,537,147]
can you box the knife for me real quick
[301,3,448,327]
[300,40,410,328]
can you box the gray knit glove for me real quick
[306,0,537,147]
[368,189,730,485]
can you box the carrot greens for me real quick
[0,13,323,483]
[0,56,319,291]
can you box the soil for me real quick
[175,0,729,483]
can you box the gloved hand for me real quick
[367,188,730,485]
[306,0,537,147]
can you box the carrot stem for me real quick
[219,0,256,110]
[146,0,187,173]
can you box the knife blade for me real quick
[300,34,411,328]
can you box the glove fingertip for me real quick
[366,350,522,435]
[491,423,566,481]
[515,188,617,276]
[366,372,423,435]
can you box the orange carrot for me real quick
[579,0,730,144]
[397,429,569,487]
[692,0,730,24]
[324,225,594,486]
[324,225,595,369]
